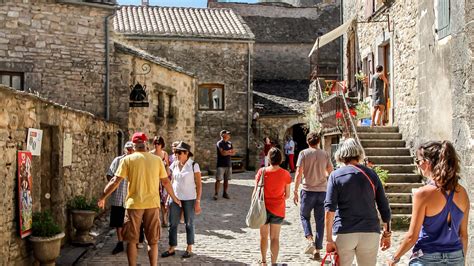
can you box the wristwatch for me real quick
[390,255,400,264]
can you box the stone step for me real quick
[377,164,416,173]
[356,126,399,133]
[391,214,411,230]
[364,148,411,156]
[359,132,402,140]
[386,193,412,203]
[385,183,423,193]
[390,203,412,214]
[361,139,406,148]
[387,173,421,183]
[367,156,413,164]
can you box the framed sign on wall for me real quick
[18,151,33,238]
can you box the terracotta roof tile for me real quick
[114,6,254,40]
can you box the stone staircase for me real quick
[357,126,423,229]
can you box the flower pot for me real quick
[71,210,96,245]
[29,232,65,266]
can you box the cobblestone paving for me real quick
[78,171,410,265]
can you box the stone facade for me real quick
[342,0,473,261]
[0,1,115,118]
[111,44,197,150]
[122,39,252,170]
[0,84,118,265]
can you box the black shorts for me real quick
[109,205,126,228]
[265,209,284,225]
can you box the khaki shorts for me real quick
[216,167,232,181]
[122,208,160,245]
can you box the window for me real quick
[198,84,224,110]
[1,72,23,90]
[437,0,450,39]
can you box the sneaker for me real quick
[223,193,230,199]
[213,194,218,200]
[137,243,145,249]
[304,241,315,255]
[112,242,124,255]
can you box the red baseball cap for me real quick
[131,132,148,143]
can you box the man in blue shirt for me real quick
[214,130,235,200]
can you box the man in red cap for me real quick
[98,132,181,266]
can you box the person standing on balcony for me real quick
[214,130,235,200]
[387,141,469,265]
[293,132,334,260]
[370,65,389,127]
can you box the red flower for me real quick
[335,111,343,119]
[349,108,357,117]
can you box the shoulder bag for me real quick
[245,168,267,229]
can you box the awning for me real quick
[308,18,356,57]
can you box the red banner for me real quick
[18,151,33,238]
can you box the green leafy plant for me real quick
[67,195,99,212]
[355,70,367,82]
[374,166,389,186]
[355,101,371,120]
[32,210,62,237]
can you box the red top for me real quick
[255,167,291,218]
[263,143,272,156]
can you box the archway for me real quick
[283,123,308,170]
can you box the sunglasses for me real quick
[414,157,424,165]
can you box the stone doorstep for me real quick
[392,214,411,230]
[361,139,406,147]
[358,132,403,139]
[386,192,412,203]
[376,164,416,173]
[368,155,413,164]
[356,126,399,133]
[390,203,413,214]
[385,183,424,193]
[364,148,411,156]
[387,173,421,183]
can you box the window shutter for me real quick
[365,0,374,19]
[437,0,450,39]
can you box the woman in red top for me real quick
[254,147,291,265]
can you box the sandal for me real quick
[182,251,192,258]
[161,250,176,258]
[257,259,266,265]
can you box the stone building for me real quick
[340,0,473,261]
[208,1,340,164]
[0,84,119,265]
[113,5,255,170]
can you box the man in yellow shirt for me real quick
[98,132,180,266]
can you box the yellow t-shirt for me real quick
[115,152,168,209]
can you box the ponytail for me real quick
[418,141,460,191]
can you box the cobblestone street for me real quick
[78,171,410,265]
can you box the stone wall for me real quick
[122,39,252,170]
[0,84,118,265]
[343,0,474,261]
[0,1,114,118]
[111,49,197,152]
[211,2,341,80]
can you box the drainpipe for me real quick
[246,42,252,169]
[104,14,113,121]
[339,0,344,80]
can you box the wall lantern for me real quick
[129,63,151,107]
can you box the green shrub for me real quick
[32,210,62,237]
[374,166,389,186]
[67,195,99,212]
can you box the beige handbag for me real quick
[245,168,267,229]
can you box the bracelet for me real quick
[390,255,400,263]
[382,231,392,238]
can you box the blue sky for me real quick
[117,0,258,7]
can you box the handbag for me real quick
[245,168,267,229]
[321,252,339,266]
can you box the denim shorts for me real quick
[265,209,283,225]
[409,250,464,265]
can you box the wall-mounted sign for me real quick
[129,82,149,107]
[63,133,73,167]
[18,151,33,238]
[26,128,43,156]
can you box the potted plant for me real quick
[67,195,99,245]
[374,166,389,186]
[29,210,64,266]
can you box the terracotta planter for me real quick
[29,232,65,266]
[71,210,96,245]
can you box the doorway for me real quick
[290,124,308,167]
[39,124,59,212]
[378,42,392,125]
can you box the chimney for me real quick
[142,0,149,6]
[207,0,217,8]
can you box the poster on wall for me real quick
[26,128,43,156]
[63,133,72,167]
[18,151,33,238]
